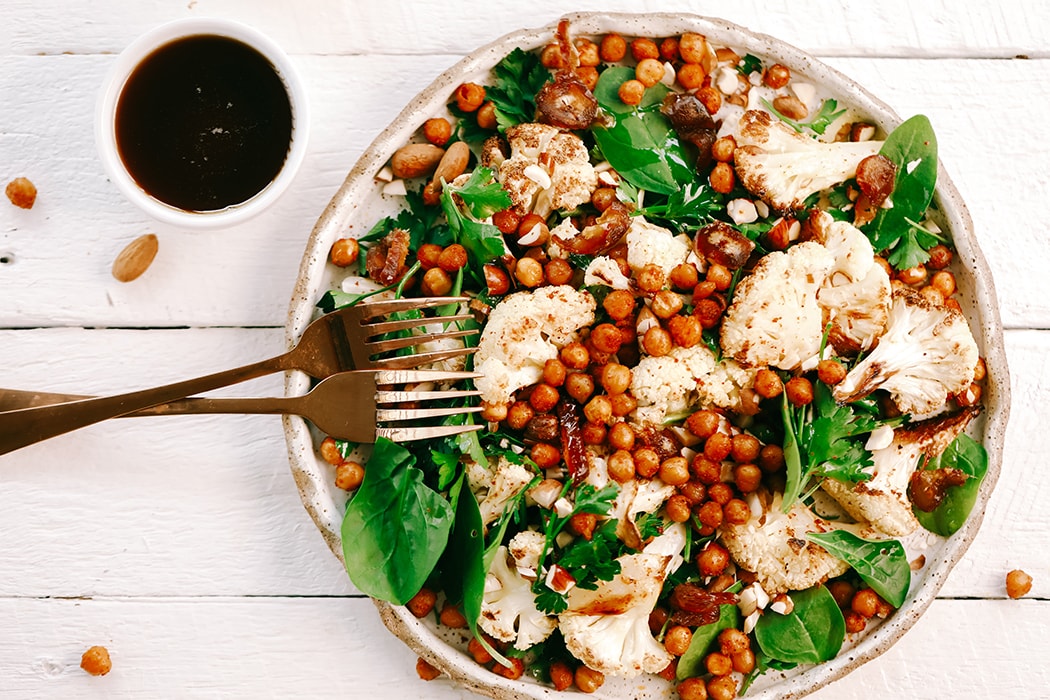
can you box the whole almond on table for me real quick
[112,233,159,282]
[390,143,445,179]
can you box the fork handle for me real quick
[0,354,290,456]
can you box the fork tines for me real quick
[373,369,481,385]
[364,324,477,355]
[356,296,470,320]
[370,368,484,443]
[377,423,484,442]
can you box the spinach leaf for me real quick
[591,67,694,195]
[676,585,742,680]
[442,473,487,625]
[914,433,989,537]
[754,585,845,665]
[808,531,911,607]
[341,438,454,604]
[864,115,940,270]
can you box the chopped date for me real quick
[635,426,682,460]
[557,399,587,483]
[553,200,630,255]
[909,467,968,512]
[696,221,756,269]
[366,228,411,285]
[855,154,897,208]
[669,582,738,626]
[661,92,717,172]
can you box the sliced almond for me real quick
[112,233,158,282]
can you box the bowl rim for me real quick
[94,17,310,230]
[284,11,1011,699]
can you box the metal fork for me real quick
[0,297,478,455]
[0,371,484,443]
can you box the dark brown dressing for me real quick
[115,35,293,212]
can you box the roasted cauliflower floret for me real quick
[584,255,632,290]
[733,110,883,212]
[822,407,980,537]
[720,241,834,371]
[630,344,757,424]
[721,490,876,595]
[477,457,536,526]
[496,123,597,218]
[474,285,596,406]
[479,546,557,649]
[833,288,980,416]
[625,216,692,277]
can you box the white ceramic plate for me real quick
[284,12,1010,699]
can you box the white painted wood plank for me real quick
[4,0,1048,59]
[0,596,1044,699]
[2,54,1047,329]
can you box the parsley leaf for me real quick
[440,167,511,279]
[445,166,513,219]
[556,520,622,591]
[358,184,452,251]
[762,98,846,136]
[447,102,495,144]
[485,48,552,131]
[634,182,724,229]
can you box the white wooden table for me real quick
[2,1,1047,697]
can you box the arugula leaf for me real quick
[762,98,846,136]
[485,47,552,132]
[737,53,763,76]
[340,438,454,604]
[634,182,724,229]
[864,115,939,270]
[914,433,988,537]
[808,531,911,607]
[754,585,845,665]
[591,66,695,195]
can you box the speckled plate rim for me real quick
[283,11,1011,699]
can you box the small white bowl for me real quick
[95,18,309,229]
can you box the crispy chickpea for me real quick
[828,579,856,608]
[711,136,736,163]
[691,455,722,485]
[631,37,660,61]
[618,79,646,106]
[335,461,365,491]
[595,382,628,412]
[670,262,700,291]
[686,410,720,440]
[974,357,987,382]
[851,588,880,618]
[560,342,590,370]
[678,33,708,64]
[705,652,734,677]
[603,289,637,321]
[416,242,443,269]
[659,456,691,486]
[578,67,600,92]
[514,256,544,287]
[584,394,614,425]
[542,359,567,387]
[707,482,734,506]
[733,463,763,493]
[636,263,667,293]
[575,666,605,693]
[718,628,750,656]
[704,432,733,462]
[665,494,693,523]
[632,447,660,478]
[600,33,628,62]
[664,625,693,657]
[679,481,707,506]
[530,383,560,413]
[723,498,751,525]
[319,436,344,466]
[897,263,928,286]
[704,264,733,292]
[480,402,508,423]
[1007,569,1034,598]
[540,43,567,69]
[759,443,785,472]
[920,284,945,307]
[817,359,847,386]
[582,420,607,445]
[330,237,360,267]
[80,645,112,676]
[439,602,468,628]
[668,314,702,348]
[709,161,735,194]
[475,101,497,130]
[651,290,684,319]
[875,596,894,618]
[600,363,632,395]
[643,326,673,356]
[927,244,953,270]
[5,177,37,210]
[455,82,486,112]
[753,368,784,399]
[530,442,562,469]
[436,243,467,272]
[695,85,723,115]
[844,610,868,634]
[550,661,575,691]
[569,512,598,541]
[763,63,791,88]
[729,434,760,463]
[492,209,521,235]
[545,258,573,286]
[677,678,708,700]
[607,421,636,451]
[677,63,706,90]
[697,501,724,530]
[506,401,535,430]
[706,675,738,700]
[636,58,665,88]
[416,657,441,681]
[785,376,815,406]
[421,267,453,296]
[590,323,623,354]
[575,38,600,67]
[423,117,452,146]
[467,636,493,665]
[493,657,526,680]
[608,449,637,483]
[930,270,956,298]
[659,37,680,62]
[406,587,437,618]
[732,649,756,674]
[566,372,596,403]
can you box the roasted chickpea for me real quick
[634,447,661,478]
[335,461,365,491]
[421,267,453,296]
[480,402,508,423]
[600,363,632,395]
[643,326,673,356]
[435,244,467,273]
[582,420,607,445]
[1007,569,1033,599]
[618,79,646,106]
[514,256,544,287]
[786,376,815,406]
[691,455,722,485]
[565,372,596,403]
[677,678,708,700]
[758,443,785,472]
[631,37,660,61]
[575,38,600,67]
[550,661,575,691]
[80,646,112,676]
[636,58,665,88]
[706,264,733,292]
[416,656,442,680]
[817,359,847,386]
[711,136,736,163]
[423,117,452,146]
[763,63,791,88]
[670,262,699,291]
[636,263,667,293]
[608,449,637,483]
[665,494,693,523]
[927,244,953,270]
[678,33,708,64]
[697,541,729,576]
[603,289,637,321]
[319,436,344,466]
[474,101,498,130]
[540,43,567,69]
[330,237,360,267]
[707,482,734,506]
[600,33,628,62]
[492,208,521,234]
[930,270,957,298]
[679,481,707,506]
[610,393,638,418]
[439,602,468,628]
[694,297,725,329]
[590,323,623,354]
[754,368,784,399]
[467,636,494,665]
[416,242,443,269]
[723,498,751,525]
[664,625,693,656]
[851,588,880,618]
[651,290,684,319]
[455,82,486,112]
[668,314,702,348]
[506,401,535,430]
[897,263,928,286]
[542,359,568,387]
[706,675,738,700]
[828,579,856,608]
[729,434,760,463]
[660,37,680,62]
[406,587,437,618]
[529,383,560,413]
[677,63,706,90]
[718,628,750,656]
[530,442,562,469]
[733,464,763,493]
[732,649,756,674]
[697,501,724,530]
[974,357,987,382]
[845,610,868,634]
[686,410,720,440]
[575,666,605,694]
[560,342,590,370]
[584,395,613,425]
[659,456,691,486]
[607,421,636,451]
[493,657,526,681]
[704,432,733,462]
[695,85,723,115]
[545,258,573,285]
